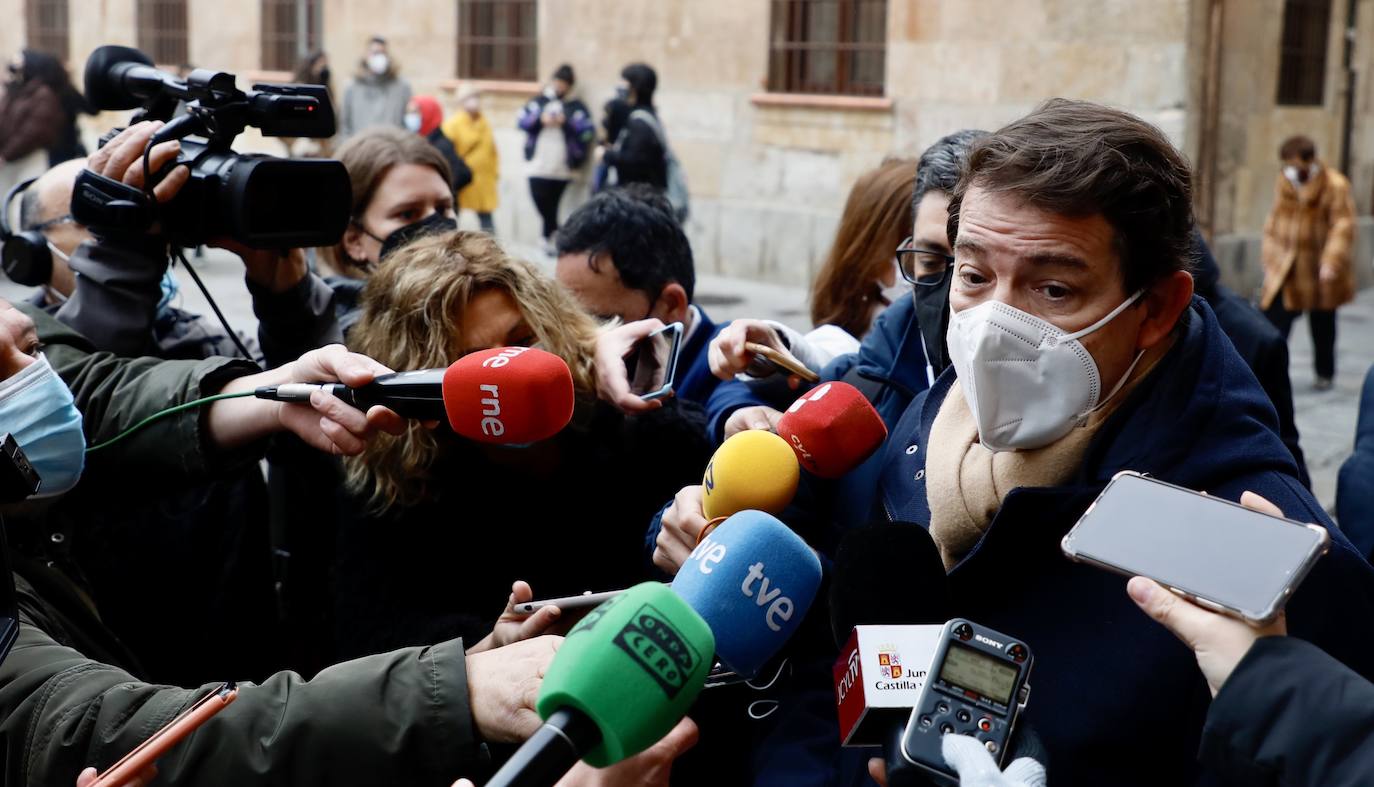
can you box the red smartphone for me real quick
[90,682,238,787]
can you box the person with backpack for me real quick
[603,63,689,221]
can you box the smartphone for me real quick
[744,342,821,384]
[90,682,239,787]
[1061,471,1330,624]
[513,589,623,616]
[624,322,684,401]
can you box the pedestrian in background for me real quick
[1259,135,1357,391]
[405,95,472,195]
[0,49,90,195]
[443,90,499,234]
[339,35,411,140]
[517,64,595,254]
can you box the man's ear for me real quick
[651,282,690,325]
[1137,270,1195,350]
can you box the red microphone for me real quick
[442,346,575,444]
[254,346,576,445]
[776,382,887,479]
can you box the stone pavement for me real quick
[3,244,1369,516]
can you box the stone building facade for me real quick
[4,0,1371,291]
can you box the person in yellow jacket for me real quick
[442,91,499,234]
[1260,135,1358,391]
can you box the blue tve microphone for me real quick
[671,510,823,678]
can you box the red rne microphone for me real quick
[442,347,576,444]
[776,382,887,479]
[254,346,576,445]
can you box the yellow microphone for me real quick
[701,430,800,519]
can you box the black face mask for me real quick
[912,274,953,377]
[317,67,331,85]
[375,211,458,263]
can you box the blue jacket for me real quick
[1336,364,1374,560]
[674,305,725,408]
[704,293,930,443]
[872,297,1374,785]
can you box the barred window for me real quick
[768,0,887,97]
[262,0,323,72]
[456,0,537,81]
[25,0,69,63]
[1276,0,1332,105]
[137,0,189,66]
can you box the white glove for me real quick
[942,734,1046,787]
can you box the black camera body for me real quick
[79,45,351,249]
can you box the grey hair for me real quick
[912,129,990,213]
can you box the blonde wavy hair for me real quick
[345,231,600,510]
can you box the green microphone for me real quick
[485,582,714,787]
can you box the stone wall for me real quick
[7,0,1372,293]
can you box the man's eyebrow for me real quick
[1025,252,1090,271]
[953,239,985,258]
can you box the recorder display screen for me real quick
[937,642,1017,707]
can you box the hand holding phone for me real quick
[89,683,237,787]
[1062,472,1329,624]
[744,342,820,384]
[624,322,684,401]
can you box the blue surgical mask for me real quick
[0,354,85,498]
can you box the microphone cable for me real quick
[84,390,255,453]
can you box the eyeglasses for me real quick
[895,237,954,287]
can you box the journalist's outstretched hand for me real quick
[594,319,667,413]
[467,581,566,655]
[652,485,709,576]
[450,717,699,787]
[208,344,406,455]
[466,635,562,744]
[1127,491,1289,697]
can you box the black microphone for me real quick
[831,522,951,787]
[83,46,179,111]
[254,368,447,420]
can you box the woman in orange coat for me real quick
[1260,135,1358,390]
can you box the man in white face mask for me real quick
[339,35,412,140]
[870,99,1374,786]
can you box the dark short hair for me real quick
[556,183,694,302]
[553,64,575,84]
[912,129,988,216]
[947,98,1194,294]
[1279,135,1316,162]
[621,63,657,106]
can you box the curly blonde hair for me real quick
[345,231,600,510]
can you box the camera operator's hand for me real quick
[467,580,566,655]
[653,485,709,576]
[211,345,406,455]
[86,121,189,206]
[466,635,562,743]
[214,240,309,295]
[594,319,667,414]
[1128,491,1289,697]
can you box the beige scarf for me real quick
[926,340,1172,569]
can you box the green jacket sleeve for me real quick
[0,620,483,787]
[16,302,262,483]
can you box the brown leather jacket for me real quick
[0,81,64,162]
[1259,162,1359,312]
